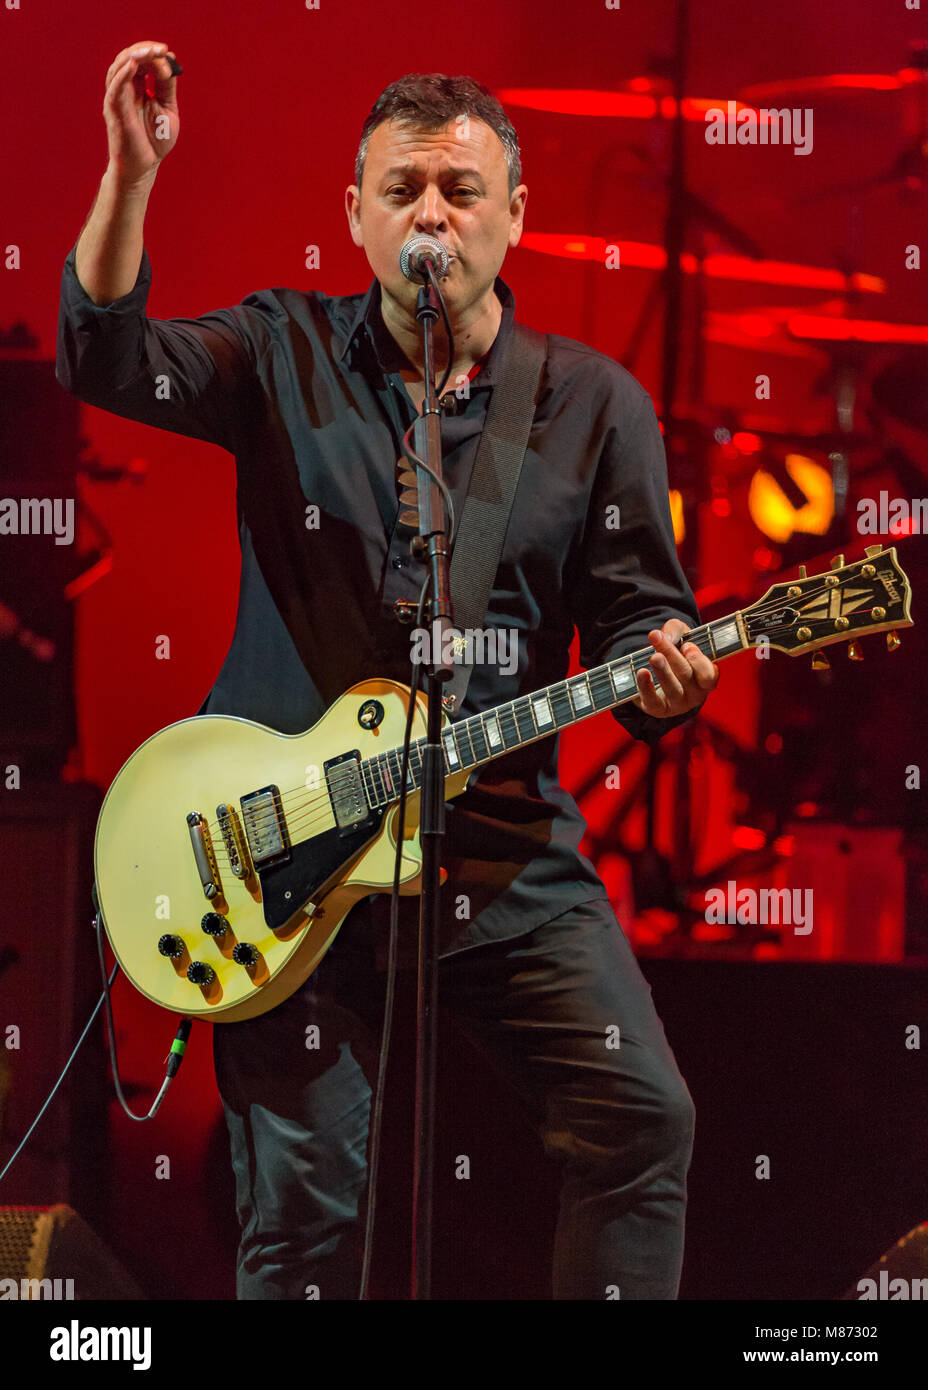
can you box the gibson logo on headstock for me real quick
[878,570,901,604]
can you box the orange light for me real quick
[668,488,685,545]
[748,454,834,542]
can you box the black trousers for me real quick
[213,894,695,1299]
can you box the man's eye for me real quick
[386,187,477,200]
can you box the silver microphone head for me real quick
[399,235,451,283]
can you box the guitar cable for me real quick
[360,262,457,1298]
[0,903,193,1189]
[93,904,194,1121]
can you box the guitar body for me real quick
[94,680,470,1022]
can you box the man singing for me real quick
[57,41,720,1299]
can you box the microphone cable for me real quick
[360,264,458,1295]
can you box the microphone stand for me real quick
[409,266,455,1299]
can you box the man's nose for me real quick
[414,189,449,234]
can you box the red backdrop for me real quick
[2,0,925,1299]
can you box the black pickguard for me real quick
[258,811,385,930]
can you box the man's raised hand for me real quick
[103,41,180,188]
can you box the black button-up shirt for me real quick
[56,243,703,963]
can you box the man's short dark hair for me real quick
[355,73,522,196]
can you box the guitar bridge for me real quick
[217,802,253,879]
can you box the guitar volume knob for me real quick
[157,934,185,959]
[201,912,229,937]
[186,961,216,986]
[232,943,260,968]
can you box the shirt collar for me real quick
[337,273,516,388]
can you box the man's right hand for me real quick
[102,41,180,188]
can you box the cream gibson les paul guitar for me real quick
[94,547,912,1021]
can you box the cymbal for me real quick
[738,67,926,104]
[497,86,761,123]
[707,306,928,351]
[704,311,823,359]
[785,314,928,347]
[516,232,886,294]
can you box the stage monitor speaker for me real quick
[0,1204,145,1299]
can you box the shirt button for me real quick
[392,555,407,569]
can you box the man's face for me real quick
[345,115,527,316]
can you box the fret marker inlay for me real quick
[532,696,553,726]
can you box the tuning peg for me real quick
[865,545,882,558]
[886,630,901,652]
[811,650,830,670]
[798,565,807,579]
[847,641,864,661]
[831,554,845,571]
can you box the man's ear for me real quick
[508,185,527,249]
[345,185,364,248]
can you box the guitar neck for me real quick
[359,612,747,807]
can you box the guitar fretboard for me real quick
[358,614,746,808]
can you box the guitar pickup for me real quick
[186,811,222,901]
[217,802,254,879]
[240,785,290,869]
[324,750,376,835]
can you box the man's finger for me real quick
[682,643,720,689]
[649,649,686,703]
[635,665,668,715]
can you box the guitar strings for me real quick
[198,570,900,863]
[203,572,897,860]
[204,602,892,866]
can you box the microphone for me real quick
[399,235,451,284]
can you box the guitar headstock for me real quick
[743,546,913,658]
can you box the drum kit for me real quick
[502,41,928,951]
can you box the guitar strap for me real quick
[441,320,547,715]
